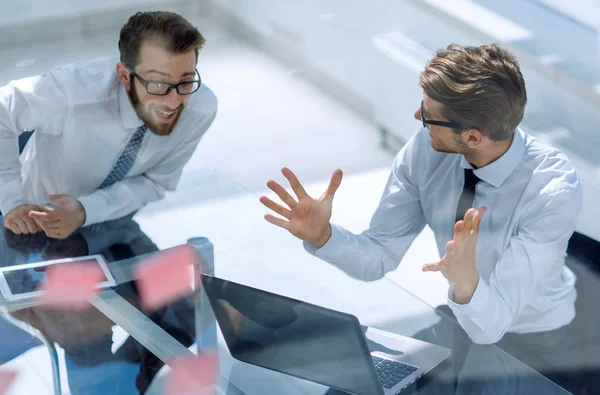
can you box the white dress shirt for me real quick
[0,57,217,226]
[305,127,582,344]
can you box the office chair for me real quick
[565,231,600,394]
[1,313,62,395]
[0,314,43,363]
[567,231,600,274]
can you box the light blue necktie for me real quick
[99,125,148,189]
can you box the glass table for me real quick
[0,168,571,394]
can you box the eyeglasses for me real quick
[420,100,468,130]
[127,65,201,96]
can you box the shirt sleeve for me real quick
[447,183,583,344]
[303,130,427,281]
[78,109,217,226]
[0,73,67,214]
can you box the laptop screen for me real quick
[202,276,382,395]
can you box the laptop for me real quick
[202,275,451,395]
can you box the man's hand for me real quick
[422,206,487,304]
[29,194,87,239]
[3,204,44,235]
[259,167,343,248]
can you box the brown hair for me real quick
[419,43,527,141]
[118,11,205,67]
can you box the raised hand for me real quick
[422,206,487,304]
[260,167,343,248]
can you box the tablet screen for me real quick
[0,255,113,300]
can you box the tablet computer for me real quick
[0,255,116,302]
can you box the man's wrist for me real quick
[313,224,332,249]
[76,200,87,228]
[453,277,479,305]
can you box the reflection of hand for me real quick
[4,228,47,253]
[218,299,244,335]
[42,232,89,260]
[29,194,86,239]
[259,167,342,248]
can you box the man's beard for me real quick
[430,132,470,154]
[128,81,184,136]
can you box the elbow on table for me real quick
[467,325,509,345]
[357,259,393,282]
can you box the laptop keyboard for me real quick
[372,356,419,390]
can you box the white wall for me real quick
[535,0,600,59]
[0,0,181,27]
[535,0,599,30]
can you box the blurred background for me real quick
[1,0,598,236]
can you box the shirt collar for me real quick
[460,128,526,188]
[119,83,144,130]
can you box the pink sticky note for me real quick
[134,245,198,311]
[167,352,218,395]
[37,261,105,310]
[0,371,17,394]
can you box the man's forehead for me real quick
[136,43,197,75]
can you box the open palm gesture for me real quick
[423,206,487,303]
[259,167,343,248]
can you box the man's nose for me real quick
[162,88,182,110]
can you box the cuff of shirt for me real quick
[303,223,345,263]
[447,276,489,316]
[78,192,107,227]
[0,198,25,216]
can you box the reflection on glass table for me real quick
[0,168,572,394]
[0,211,226,394]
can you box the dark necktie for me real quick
[99,125,148,189]
[455,168,480,222]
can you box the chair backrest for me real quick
[0,315,42,363]
[18,130,35,155]
[567,231,600,273]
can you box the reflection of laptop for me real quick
[202,275,451,395]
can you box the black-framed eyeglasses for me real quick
[420,100,468,130]
[127,65,201,96]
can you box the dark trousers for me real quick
[496,315,587,394]
[413,304,586,395]
[424,254,600,395]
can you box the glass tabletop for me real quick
[0,168,570,395]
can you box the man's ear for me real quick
[465,128,484,149]
[116,62,131,89]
